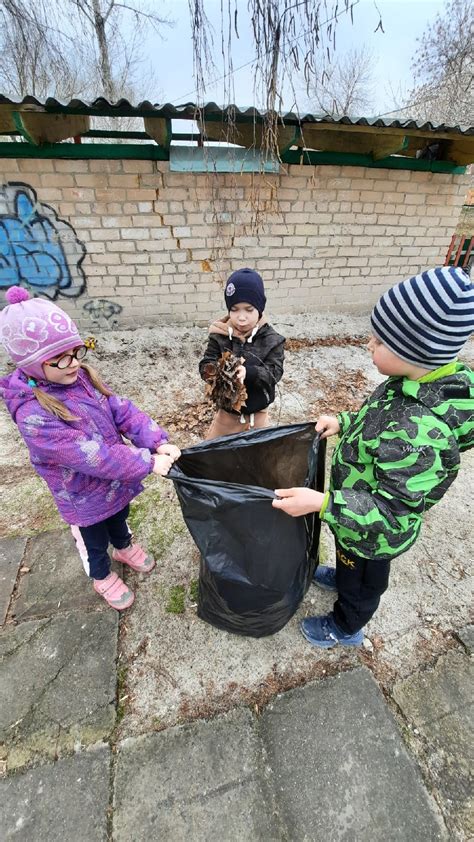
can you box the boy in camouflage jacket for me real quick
[273,266,474,648]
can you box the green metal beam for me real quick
[280,148,467,173]
[11,111,35,145]
[2,130,202,141]
[0,141,169,160]
[0,140,466,172]
[84,129,151,139]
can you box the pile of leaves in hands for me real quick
[203,351,248,412]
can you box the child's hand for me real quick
[157,443,181,461]
[236,364,246,383]
[272,488,325,517]
[315,415,340,439]
[152,453,174,476]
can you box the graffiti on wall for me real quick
[83,299,122,329]
[0,182,86,299]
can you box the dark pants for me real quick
[79,505,131,580]
[332,544,391,635]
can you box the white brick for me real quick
[121,228,150,240]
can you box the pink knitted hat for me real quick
[0,287,82,380]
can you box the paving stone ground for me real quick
[113,669,447,842]
[1,524,472,840]
[113,708,281,841]
[0,745,110,842]
[0,609,118,770]
[0,536,26,624]
[393,651,474,838]
[457,624,474,654]
[11,529,104,621]
[261,669,447,842]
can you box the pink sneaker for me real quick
[112,543,155,574]
[93,572,135,610]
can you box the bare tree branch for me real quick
[0,0,172,102]
[305,45,375,117]
[402,0,474,125]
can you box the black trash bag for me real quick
[168,423,326,638]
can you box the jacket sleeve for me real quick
[336,411,358,436]
[18,412,154,483]
[199,336,222,382]
[245,338,285,390]
[322,419,458,540]
[107,394,168,451]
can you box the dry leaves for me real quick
[309,368,371,415]
[203,351,248,412]
[286,335,368,352]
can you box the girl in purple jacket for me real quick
[0,287,180,611]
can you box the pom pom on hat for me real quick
[5,286,31,304]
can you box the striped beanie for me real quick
[371,267,474,370]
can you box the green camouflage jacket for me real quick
[321,362,474,560]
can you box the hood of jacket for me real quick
[209,314,268,341]
[0,367,101,424]
[0,367,42,423]
[401,362,474,451]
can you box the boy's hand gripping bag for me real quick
[168,423,326,637]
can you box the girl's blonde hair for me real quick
[31,363,112,422]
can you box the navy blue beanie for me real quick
[224,268,266,315]
[371,266,474,370]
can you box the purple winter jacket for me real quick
[0,368,168,526]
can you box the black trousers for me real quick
[332,544,391,635]
[79,504,131,580]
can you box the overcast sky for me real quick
[140,0,445,117]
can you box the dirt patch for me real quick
[309,367,372,415]
[286,335,368,352]
[174,656,356,726]
[159,401,214,440]
[2,465,36,487]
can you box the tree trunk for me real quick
[90,0,115,100]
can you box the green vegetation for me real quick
[189,579,199,603]
[165,585,186,614]
[116,662,129,723]
[128,478,185,561]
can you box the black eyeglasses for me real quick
[44,345,88,369]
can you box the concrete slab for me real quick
[457,624,474,654]
[0,610,118,770]
[0,744,110,841]
[11,529,101,620]
[393,651,474,837]
[113,708,282,841]
[260,668,447,841]
[0,536,26,625]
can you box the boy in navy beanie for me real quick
[273,266,474,648]
[199,268,285,438]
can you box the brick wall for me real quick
[0,156,470,328]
